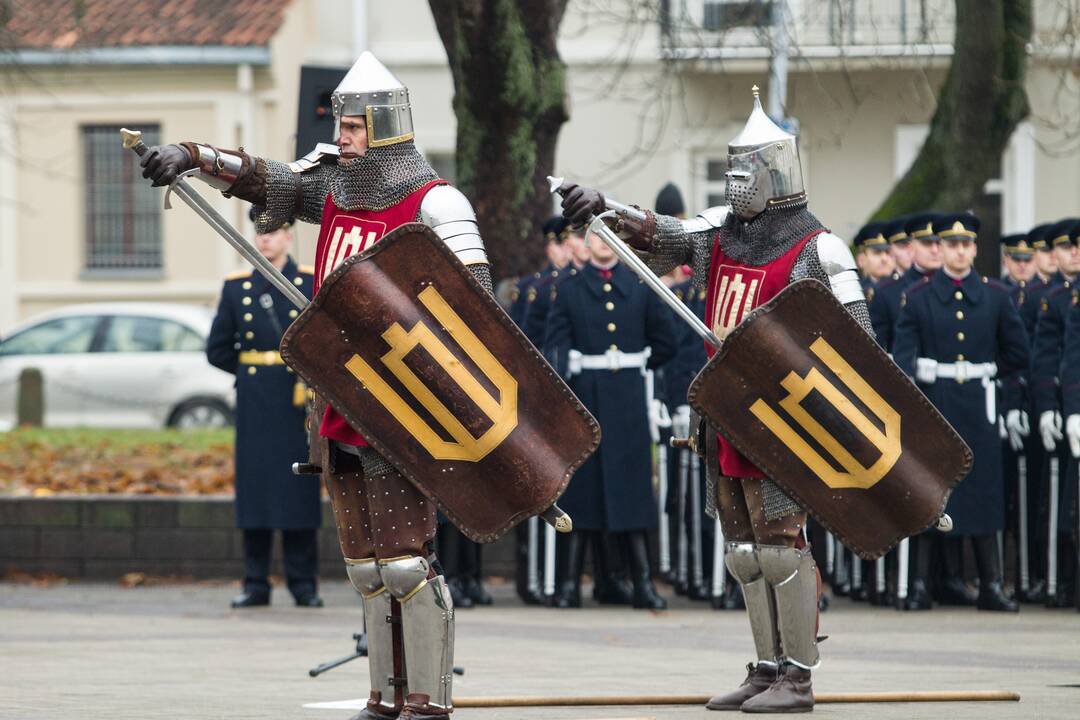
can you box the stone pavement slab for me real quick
[0,580,1077,719]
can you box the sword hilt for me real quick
[540,504,573,533]
[120,128,149,157]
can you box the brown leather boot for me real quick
[398,694,451,720]
[349,704,399,720]
[739,663,813,713]
[705,662,778,711]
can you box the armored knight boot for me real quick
[740,545,817,714]
[345,558,404,720]
[706,543,781,711]
[381,557,454,720]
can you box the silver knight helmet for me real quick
[331,51,415,148]
[726,86,805,220]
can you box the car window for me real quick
[0,316,101,356]
[102,316,205,353]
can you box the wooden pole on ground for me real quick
[454,691,1020,708]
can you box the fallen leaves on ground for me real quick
[0,428,235,496]
[2,567,69,587]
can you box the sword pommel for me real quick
[120,128,148,156]
[546,175,569,197]
[540,504,573,533]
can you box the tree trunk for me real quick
[429,0,570,282]
[871,0,1032,219]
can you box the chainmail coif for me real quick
[330,141,439,212]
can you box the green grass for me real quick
[1,427,234,452]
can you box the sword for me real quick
[124,128,571,533]
[1018,454,1029,593]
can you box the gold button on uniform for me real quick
[242,281,252,290]
[289,309,298,318]
[957,332,965,341]
[957,354,965,361]
[243,313,253,322]
[242,297,252,306]
[956,310,964,320]
[603,283,612,292]
[954,291,963,300]
[293,277,304,286]
[607,323,616,332]
[247,367,257,375]
[609,344,618,351]
[605,301,614,311]
[245,331,254,340]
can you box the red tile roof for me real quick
[2,0,293,49]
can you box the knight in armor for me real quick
[893,213,1029,613]
[139,52,489,720]
[1031,218,1080,608]
[561,87,871,713]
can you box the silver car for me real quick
[0,303,235,430]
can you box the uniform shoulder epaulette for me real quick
[225,268,253,281]
[298,264,315,275]
[906,277,932,295]
[876,275,903,293]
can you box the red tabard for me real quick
[313,178,447,447]
[702,228,824,478]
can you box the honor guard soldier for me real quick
[886,214,914,274]
[561,87,875,712]
[1056,267,1080,611]
[507,216,568,328]
[543,230,676,610]
[140,52,492,720]
[869,213,942,352]
[893,212,1029,612]
[1000,232,1046,602]
[1031,218,1080,608]
[207,208,321,608]
[853,221,896,299]
[1032,223,1060,284]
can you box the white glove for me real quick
[1005,410,1026,452]
[672,404,692,440]
[1039,410,1063,452]
[648,399,671,443]
[998,416,1007,440]
[915,358,938,384]
[1067,414,1080,459]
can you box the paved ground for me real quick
[0,579,1077,719]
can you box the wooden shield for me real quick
[688,279,971,559]
[280,224,600,543]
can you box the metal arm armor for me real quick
[680,205,730,234]
[420,185,488,267]
[815,231,864,305]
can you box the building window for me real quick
[703,0,772,31]
[698,155,729,210]
[83,124,163,274]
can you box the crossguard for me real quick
[163,168,200,210]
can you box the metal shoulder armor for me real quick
[420,185,488,266]
[680,205,729,234]
[288,143,341,173]
[815,231,864,305]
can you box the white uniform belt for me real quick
[568,348,649,376]
[915,359,998,423]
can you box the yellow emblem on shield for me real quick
[345,286,519,462]
[750,337,901,490]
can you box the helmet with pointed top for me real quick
[725,86,805,220]
[331,51,415,148]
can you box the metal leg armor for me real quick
[347,558,404,718]
[757,545,820,670]
[381,556,454,718]
[725,542,781,663]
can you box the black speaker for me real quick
[295,65,348,159]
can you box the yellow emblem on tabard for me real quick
[749,337,901,490]
[344,286,519,462]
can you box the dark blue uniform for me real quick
[522,265,578,347]
[893,270,1030,536]
[869,266,930,351]
[206,258,320,600]
[544,262,676,531]
[508,268,545,328]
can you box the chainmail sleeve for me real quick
[254,160,333,233]
[637,213,716,289]
[467,263,494,294]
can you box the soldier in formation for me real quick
[141,51,491,720]
[206,208,321,609]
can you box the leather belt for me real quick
[567,348,650,376]
[238,350,285,366]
